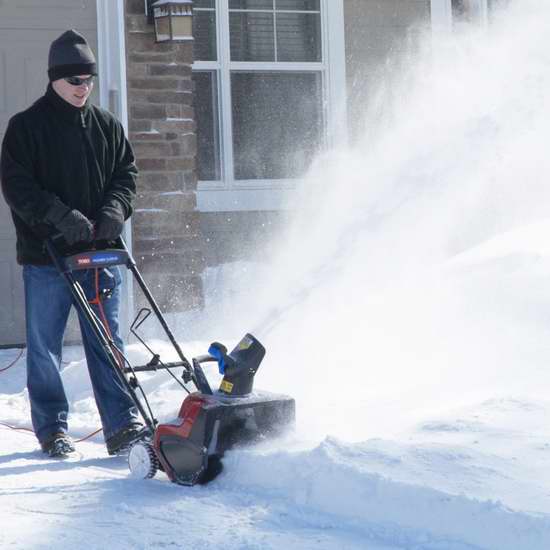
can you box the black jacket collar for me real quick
[45,83,90,125]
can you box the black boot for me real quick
[41,433,76,458]
[106,423,148,456]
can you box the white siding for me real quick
[0,1,98,346]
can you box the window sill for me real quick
[196,184,297,212]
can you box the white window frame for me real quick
[194,0,346,212]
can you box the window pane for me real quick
[276,13,321,61]
[194,0,215,7]
[230,12,275,61]
[193,71,221,181]
[275,0,320,10]
[231,72,323,180]
[229,0,273,9]
[193,10,217,61]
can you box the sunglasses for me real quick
[64,76,95,86]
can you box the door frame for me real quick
[96,0,134,335]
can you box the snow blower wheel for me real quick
[128,441,159,479]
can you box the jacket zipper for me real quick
[80,111,86,128]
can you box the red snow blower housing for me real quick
[46,237,295,485]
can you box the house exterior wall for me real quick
[0,0,509,345]
[124,0,204,311]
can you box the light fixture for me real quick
[152,0,194,43]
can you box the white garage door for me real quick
[0,0,97,346]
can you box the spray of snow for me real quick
[196,0,550,444]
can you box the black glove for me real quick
[45,200,94,245]
[95,205,125,241]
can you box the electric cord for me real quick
[0,353,104,442]
[0,422,102,443]
[0,348,24,372]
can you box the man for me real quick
[0,30,144,458]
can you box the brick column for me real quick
[125,0,204,311]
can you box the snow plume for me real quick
[213,0,550,442]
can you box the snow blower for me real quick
[46,236,295,485]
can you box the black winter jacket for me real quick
[0,84,137,264]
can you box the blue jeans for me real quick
[23,264,139,444]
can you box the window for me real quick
[192,0,345,210]
[193,71,220,180]
[228,0,322,62]
[193,0,217,61]
[231,71,323,179]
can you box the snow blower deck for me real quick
[46,236,295,485]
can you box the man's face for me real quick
[52,75,94,108]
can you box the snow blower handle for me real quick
[46,234,195,374]
[45,234,130,273]
[44,233,158,433]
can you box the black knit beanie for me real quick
[48,30,97,82]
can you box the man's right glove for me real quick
[94,205,125,242]
[45,200,94,245]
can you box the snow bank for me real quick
[221,437,550,550]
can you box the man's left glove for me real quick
[44,199,94,245]
[95,205,125,241]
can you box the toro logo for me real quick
[77,257,91,266]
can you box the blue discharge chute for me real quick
[208,342,228,375]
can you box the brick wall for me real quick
[124,0,204,311]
